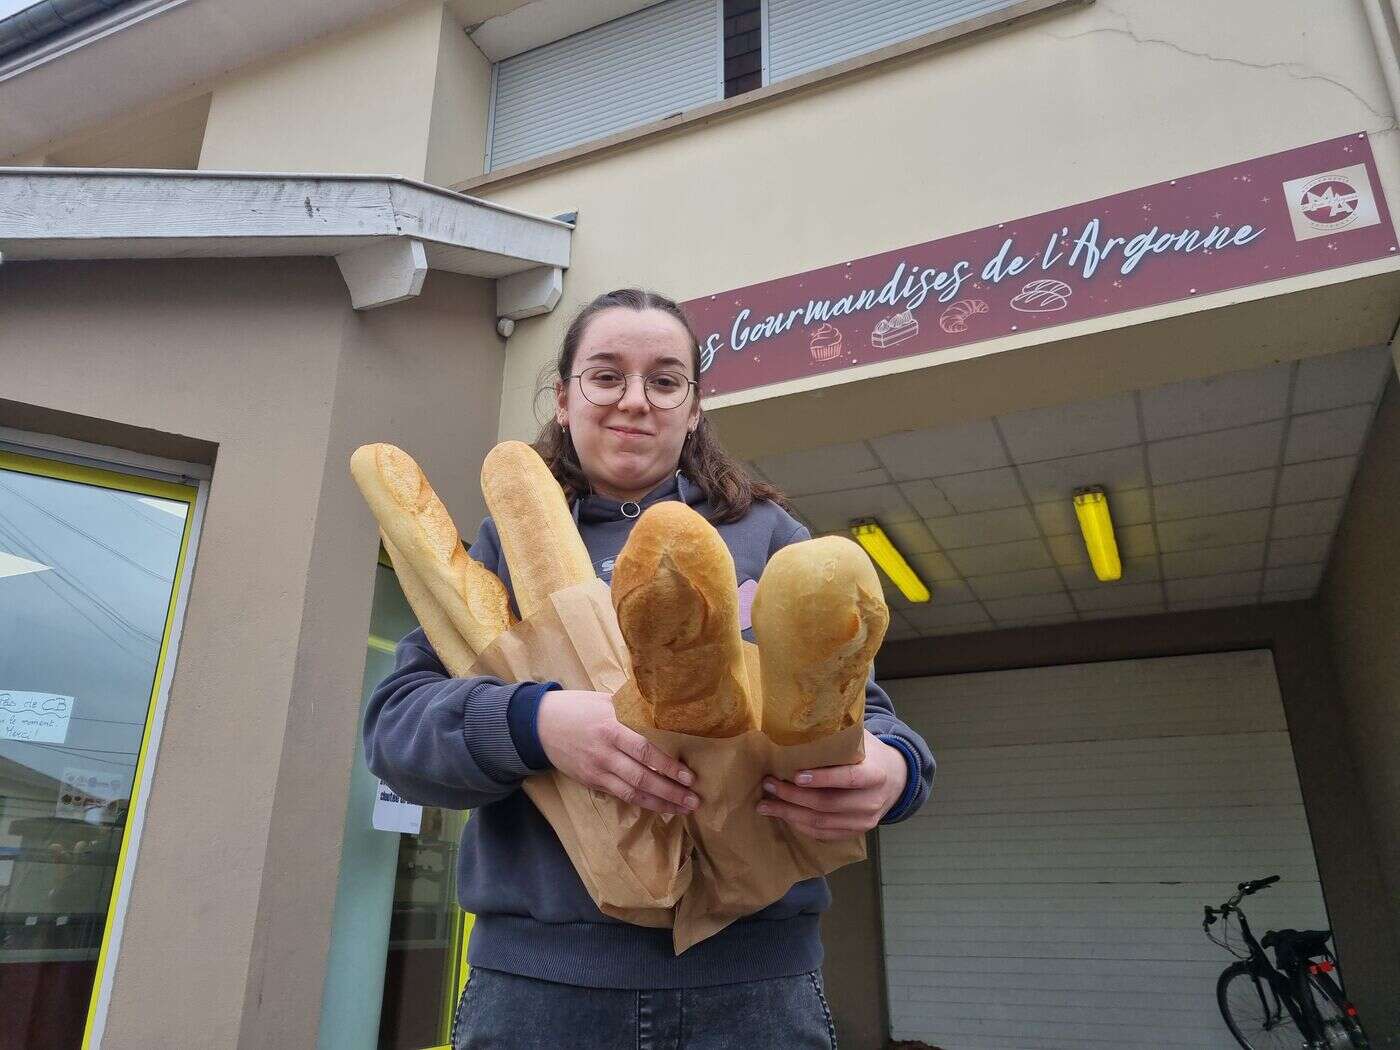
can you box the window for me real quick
[0,448,197,1050]
[484,0,1032,171]
[723,0,763,98]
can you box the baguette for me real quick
[751,536,889,745]
[379,534,476,677]
[480,441,596,620]
[611,502,759,737]
[350,443,514,657]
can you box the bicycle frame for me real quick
[1229,908,1312,1034]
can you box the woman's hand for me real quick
[756,729,907,840]
[537,690,700,816]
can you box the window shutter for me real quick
[488,0,722,172]
[766,0,1021,83]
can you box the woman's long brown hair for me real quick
[533,288,790,524]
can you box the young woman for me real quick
[364,288,934,1049]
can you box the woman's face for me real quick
[556,306,700,502]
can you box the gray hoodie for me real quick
[363,471,934,988]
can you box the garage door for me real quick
[880,650,1332,1049]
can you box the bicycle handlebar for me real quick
[1237,875,1280,894]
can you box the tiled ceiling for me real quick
[749,345,1395,639]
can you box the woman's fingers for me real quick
[605,751,699,812]
[610,725,695,788]
[756,797,867,840]
[761,777,883,818]
[594,771,692,815]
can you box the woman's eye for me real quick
[591,370,624,384]
[649,374,683,391]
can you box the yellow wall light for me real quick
[850,518,931,603]
[1073,487,1122,582]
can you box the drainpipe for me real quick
[1362,0,1400,125]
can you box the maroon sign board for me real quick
[683,133,1396,397]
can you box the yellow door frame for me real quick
[0,449,199,1050]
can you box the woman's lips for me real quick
[608,426,653,438]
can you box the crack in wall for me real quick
[1044,2,1397,132]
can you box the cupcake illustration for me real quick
[809,322,844,362]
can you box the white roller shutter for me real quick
[881,650,1332,1049]
[766,0,1022,83]
[487,0,722,171]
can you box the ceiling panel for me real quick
[1016,446,1148,503]
[945,538,1055,576]
[869,419,1007,479]
[1155,509,1272,552]
[755,440,887,495]
[925,506,1040,549]
[931,467,1025,513]
[1146,420,1286,484]
[1282,405,1376,463]
[1139,367,1291,439]
[1267,534,1333,567]
[1270,498,1344,538]
[1292,345,1393,413]
[769,347,1393,640]
[1276,457,1357,503]
[996,393,1139,462]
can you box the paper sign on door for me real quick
[0,691,74,743]
[372,779,423,835]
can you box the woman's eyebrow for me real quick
[580,350,688,368]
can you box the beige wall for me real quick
[0,258,503,1049]
[426,6,494,185]
[1321,366,1400,956]
[468,0,1400,447]
[198,1,453,179]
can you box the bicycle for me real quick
[1203,875,1369,1049]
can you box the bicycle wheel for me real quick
[1217,961,1300,1050]
[1304,971,1370,1049]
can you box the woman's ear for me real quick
[554,378,568,427]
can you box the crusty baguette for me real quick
[752,536,889,745]
[480,441,595,620]
[379,534,477,677]
[611,502,759,737]
[350,443,514,657]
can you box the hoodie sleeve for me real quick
[771,514,935,824]
[361,519,555,811]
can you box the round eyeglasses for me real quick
[570,366,697,410]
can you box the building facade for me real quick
[3,1,1399,1047]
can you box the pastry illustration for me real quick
[870,310,919,348]
[1010,279,1072,312]
[809,323,844,361]
[938,299,989,334]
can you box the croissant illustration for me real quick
[938,298,990,333]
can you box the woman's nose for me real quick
[616,375,651,411]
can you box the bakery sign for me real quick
[683,133,1396,397]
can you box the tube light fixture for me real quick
[850,518,931,603]
[1073,487,1122,582]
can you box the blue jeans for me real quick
[450,967,838,1049]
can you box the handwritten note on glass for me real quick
[0,690,75,743]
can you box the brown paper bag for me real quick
[468,579,867,954]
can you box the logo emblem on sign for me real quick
[1282,163,1381,241]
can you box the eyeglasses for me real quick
[570,365,697,410]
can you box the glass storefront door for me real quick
[319,553,474,1050]
[0,449,196,1050]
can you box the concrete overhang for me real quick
[0,166,572,313]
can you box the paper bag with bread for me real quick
[351,439,888,954]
